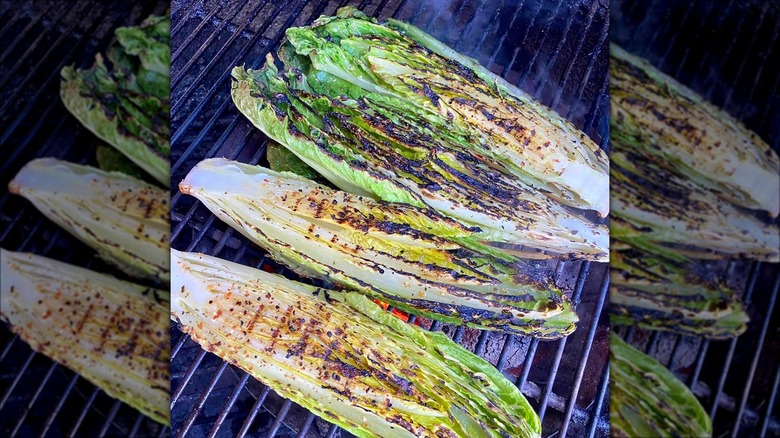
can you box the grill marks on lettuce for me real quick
[610,43,779,217]
[610,248,749,339]
[231,59,609,261]
[172,250,542,437]
[61,14,170,187]
[0,250,170,425]
[180,159,578,338]
[278,8,609,216]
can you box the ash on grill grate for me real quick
[611,1,780,436]
[0,1,169,437]
[169,0,611,437]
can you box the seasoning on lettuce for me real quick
[9,158,170,284]
[611,43,779,217]
[172,249,541,438]
[180,158,579,338]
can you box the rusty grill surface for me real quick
[0,0,169,436]
[611,1,780,436]
[169,0,611,437]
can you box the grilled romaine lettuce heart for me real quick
[610,332,711,437]
[231,60,609,261]
[180,158,578,338]
[611,147,779,262]
[9,158,170,284]
[278,6,609,216]
[0,249,170,425]
[172,249,542,438]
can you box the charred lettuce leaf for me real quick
[9,158,170,284]
[611,147,778,262]
[172,249,541,438]
[180,158,578,338]
[277,7,609,216]
[0,249,170,425]
[611,43,779,217]
[610,248,749,339]
[611,332,711,437]
[61,14,170,187]
[231,59,608,261]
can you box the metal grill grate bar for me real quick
[170,1,302,147]
[0,351,36,410]
[452,0,499,53]
[685,0,737,84]
[207,373,252,438]
[129,412,146,436]
[171,349,208,407]
[267,399,293,437]
[67,387,100,438]
[701,6,751,100]
[0,4,110,142]
[177,362,229,437]
[236,386,272,438]
[670,1,718,79]
[519,1,570,89]
[0,2,95,90]
[484,0,525,70]
[740,19,779,120]
[324,422,340,438]
[588,362,610,437]
[296,412,317,438]
[171,1,276,97]
[0,115,69,183]
[720,3,771,111]
[40,374,80,437]
[536,260,596,424]
[0,11,45,64]
[550,0,601,110]
[97,400,122,437]
[171,1,253,88]
[503,0,543,85]
[761,366,780,437]
[8,362,58,437]
[655,1,697,70]
[0,335,18,362]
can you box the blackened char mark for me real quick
[422,83,439,107]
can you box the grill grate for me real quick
[169,0,611,437]
[611,1,780,436]
[0,1,169,436]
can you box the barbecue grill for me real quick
[0,1,169,436]
[611,1,780,436]
[169,0,611,437]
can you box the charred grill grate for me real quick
[169,0,611,437]
[0,1,169,436]
[611,1,780,436]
